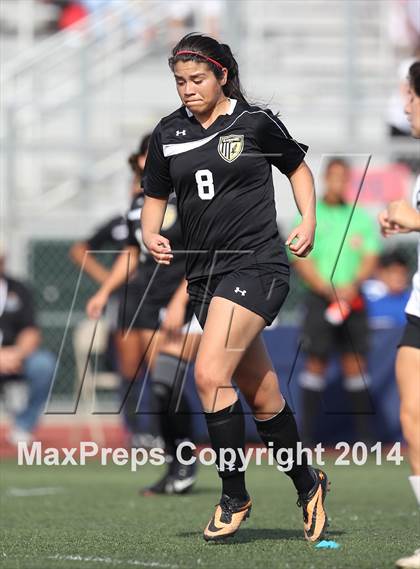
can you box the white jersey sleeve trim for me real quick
[163,108,305,158]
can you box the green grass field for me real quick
[0,457,418,569]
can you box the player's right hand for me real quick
[144,233,173,265]
[86,290,108,320]
[286,219,315,257]
[378,209,399,237]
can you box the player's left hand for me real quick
[286,220,315,257]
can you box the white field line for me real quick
[47,554,179,568]
[6,487,64,497]
[1,553,179,568]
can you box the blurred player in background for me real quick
[379,60,420,569]
[0,244,56,445]
[292,157,380,446]
[141,33,329,543]
[70,137,152,444]
[86,135,201,496]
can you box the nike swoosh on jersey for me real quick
[163,131,220,157]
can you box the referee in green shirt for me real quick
[291,157,381,445]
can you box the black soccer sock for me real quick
[344,375,375,444]
[147,387,163,441]
[299,370,325,446]
[151,353,194,462]
[120,377,141,435]
[205,398,248,500]
[254,401,315,494]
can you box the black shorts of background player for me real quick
[140,33,329,542]
[87,138,202,496]
[70,135,149,442]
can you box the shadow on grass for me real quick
[186,487,216,496]
[139,486,216,498]
[178,528,345,543]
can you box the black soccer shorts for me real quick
[301,291,369,358]
[187,263,290,328]
[398,314,420,350]
[117,278,195,331]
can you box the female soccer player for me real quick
[70,142,144,442]
[87,135,201,495]
[140,33,329,542]
[379,60,420,569]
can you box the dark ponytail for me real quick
[168,33,248,104]
[408,60,420,97]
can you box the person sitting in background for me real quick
[291,157,381,446]
[363,250,411,328]
[0,244,56,445]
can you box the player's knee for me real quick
[400,403,420,425]
[400,405,420,444]
[194,361,228,397]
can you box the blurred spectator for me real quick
[0,245,56,445]
[167,1,195,46]
[363,250,411,328]
[57,1,87,30]
[198,0,223,39]
[40,0,88,31]
[79,0,146,41]
[291,157,381,445]
[388,0,420,56]
[166,0,224,45]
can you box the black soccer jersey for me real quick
[86,215,128,250]
[125,193,186,302]
[143,99,308,282]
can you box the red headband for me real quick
[175,50,224,70]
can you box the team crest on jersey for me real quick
[218,134,244,163]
